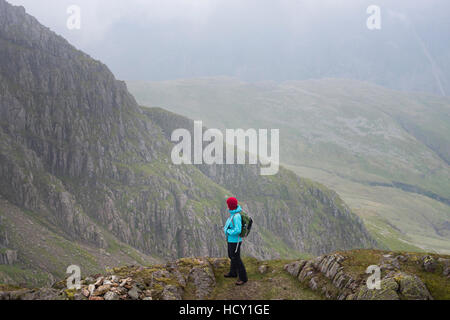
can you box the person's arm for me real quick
[226,214,242,236]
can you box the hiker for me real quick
[223,197,248,285]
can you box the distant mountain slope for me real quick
[0,1,374,286]
[127,78,450,253]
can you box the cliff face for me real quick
[0,0,374,285]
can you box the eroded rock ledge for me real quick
[284,250,449,300]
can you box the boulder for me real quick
[298,261,315,282]
[356,272,433,300]
[104,291,119,301]
[258,265,269,274]
[94,277,104,287]
[422,256,437,272]
[93,284,111,296]
[0,249,17,265]
[161,285,182,300]
[437,258,450,277]
[284,260,306,278]
[81,288,90,298]
[309,277,319,290]
[356,277,400,300]
[395,273,433,300]
[188,260,216,299]
[127,285,141,300]
[88,284,96,295]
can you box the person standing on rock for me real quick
[223,197,248,285]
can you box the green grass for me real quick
[0,265,50,288]
[288,164,450,254]
[259,229,313,260]
[210,257,323,300]
[0,198,158,288]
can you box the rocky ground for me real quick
[285,249,450,300]
[0,250,448,300]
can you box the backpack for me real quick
[231,211,253,238]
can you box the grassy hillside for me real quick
[0,197,158,288]
[127,78,450,253]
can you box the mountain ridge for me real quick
[1,249,448,300]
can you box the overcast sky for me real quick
[6,0,450,94]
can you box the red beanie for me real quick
[226,197,238,210]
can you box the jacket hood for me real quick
[229,205,242,215]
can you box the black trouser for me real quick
[227,242,248,282]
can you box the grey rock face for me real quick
[396,273,433,300]
[283,260,306,278]
[285,252,440,300]
[161,285,182,300]
[438,258,450,277]
[0,288,63,300]
[357,272,433,300]
[0,216,8,247]
[422,255,437,272]
[357,277,400,300]
[187,259,216,299]
[0,249,17,265]
[285,254,360,300]
[127,285,141,300]
[104,291,119,301]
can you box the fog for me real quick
[6,0,450,94]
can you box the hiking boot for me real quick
[235,280,247,286]
[224,273,237,278]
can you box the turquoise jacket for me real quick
[223,205,242,243]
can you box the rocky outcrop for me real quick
[356,272,433,300]
[0,288,64,301]
[437,258,450,277]
[0,249,17,265]
[1,250,448,300]
[0,216,9,249]
[290,254,361,300]
[0,257,225,300]
[284,250,448,300]
[423,255,450,278]
[0,215,17,265]
[186,258,216,299]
